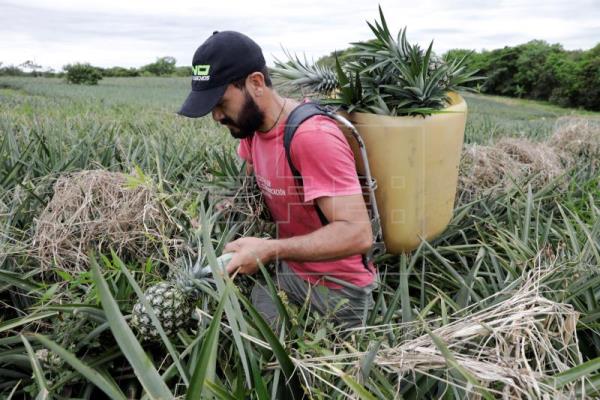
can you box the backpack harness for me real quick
[282,101,386,268]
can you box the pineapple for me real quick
[270,6,484,116]
[271,48,340,96]
[428,54,451,89]
[131,253,233,341]
[428,54,446,72]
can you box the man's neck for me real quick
[257,93,299,132]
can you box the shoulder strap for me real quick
[283,101,374,270]
[283,102,334,180]
[283,102,334,226]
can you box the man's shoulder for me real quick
[294,114,341,137]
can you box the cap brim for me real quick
[177,84,227,118]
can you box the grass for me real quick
[1,76,599,399]
[462,91,600,144]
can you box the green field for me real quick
[1,76,599,398]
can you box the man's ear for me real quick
[246,72,266,96]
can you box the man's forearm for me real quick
[268,221,371,263]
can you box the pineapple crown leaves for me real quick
[169,253,206,296]
[330,53,363,111]
[273,5,486,116]
[271,47,339,95]
[443,51,487,91]
[358,5,411,67]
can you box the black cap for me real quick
[178,31,266,118]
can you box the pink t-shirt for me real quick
[237,100,375,289]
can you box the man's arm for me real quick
[271,194,372,261]
[224,193,372,274]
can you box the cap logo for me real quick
[192,64,210,81]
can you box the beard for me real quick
[219,91,265,139]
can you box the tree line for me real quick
[0,57,192,84]
[444,40,600,111]
[2,40,599,111]
[317,39,600,112]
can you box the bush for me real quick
[443,41,600,111]
[0,63,26,76]
[513,40,564,100]
[576,44,600,110]
[141,56,176,76]
[174,66,192,77]
[101,66,140,77]
[64,63,103,85]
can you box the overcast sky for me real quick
[1,0,599,71]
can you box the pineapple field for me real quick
[1,71,600,399]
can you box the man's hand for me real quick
[223,237,275,275]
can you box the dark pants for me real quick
[251,261,376,330]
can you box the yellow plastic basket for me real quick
[342,92,468,253]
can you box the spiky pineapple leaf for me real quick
[340,372,377,400]
[239,294,304,400]
[549,356,600,389]
[273,5,484,115]
[186,291,227,400]
[33,334,127,400]
[0,312,58,335]
[206,380,239,400]
[424,324,495,400]
[90,253,174,400]
[21,335,49,400]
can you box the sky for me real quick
[1,0,599,71]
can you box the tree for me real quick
[101,66,140,77]
[174,66,192,77]
[575,43,600,110]
[512,40,564,100]
[19,60,43,77]
[0,62,25,76]
[64,63,103,85]
[141,56,176,76]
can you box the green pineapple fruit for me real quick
[131,252,233,341]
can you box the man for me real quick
[178,30,375,329]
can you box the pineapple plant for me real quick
[131,252,233,341]
[271,6,484,116]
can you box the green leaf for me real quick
[115,251,189,387]
[90,253,174,400]
[340,372,377,400]
[0,312,58,335]
[198,207,252,387]
[335,54,352,105]
[258,263,290,328]
[424,326,494,400]
[575,373,600,397]
[0,270,42,292]
[186,291,227,400]
[33,334,127,400]
[206,380,239,400]
[21,335,49,400]
[40,304,106,323]
[399,253,413,324]
[239,294,304,400]
[549,356,600,389]
[247,344,269,400]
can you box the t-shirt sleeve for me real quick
[237,138,252,164]
[289,117,362,202]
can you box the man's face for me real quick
[212,84,265,139]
